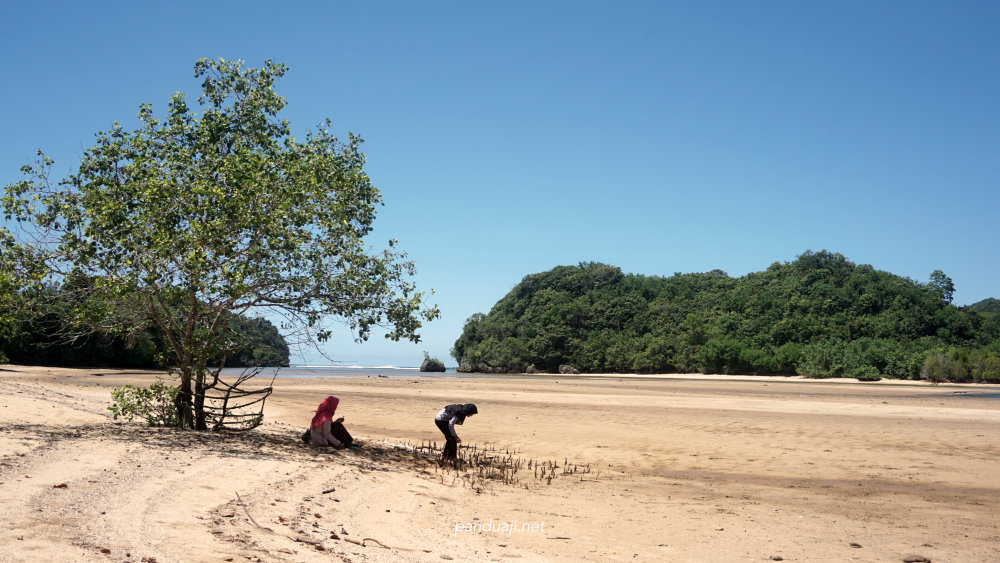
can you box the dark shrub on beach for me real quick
[852,366,882,381]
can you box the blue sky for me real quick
[3,1,997,366]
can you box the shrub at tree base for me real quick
[108,382,181,427]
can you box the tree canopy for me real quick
[3,58,438,428]
[452,252,1000,382]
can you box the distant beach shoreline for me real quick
[231,364,1000,392]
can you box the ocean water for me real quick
[218,365,461,379]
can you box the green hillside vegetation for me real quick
[968,298,1000,314]
[452,251,1000,382]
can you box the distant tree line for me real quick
[0,280,289,368]
[452,251,1000,382]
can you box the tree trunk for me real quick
[176,369,194,429]
[194,369,208,430]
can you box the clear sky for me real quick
[2,1,997,366]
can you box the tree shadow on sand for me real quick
[2,422,445,474]
[4,421,605,492]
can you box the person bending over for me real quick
[434,403,478,460]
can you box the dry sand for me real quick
[1,365,998,562]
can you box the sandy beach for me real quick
[1,365,998,562]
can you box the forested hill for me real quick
[1,312,289,369]
[452,251,1000,382]
[969,298,1000,314]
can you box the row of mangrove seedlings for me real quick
[408,440,600,488]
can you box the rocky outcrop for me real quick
[457,358,574,375]
[420,357,446,372]
[457,358,520,373]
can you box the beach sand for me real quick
[1,365,998,562]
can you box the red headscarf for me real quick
[310,396,340,430]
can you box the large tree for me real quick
[928,269,955,305]
[3,58,439,428]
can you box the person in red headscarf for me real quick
[302,396,353,447]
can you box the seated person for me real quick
[302,395,354,447]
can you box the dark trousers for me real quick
[435,418,458,459]
[331,421,353,447]
[301,421,354,447]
